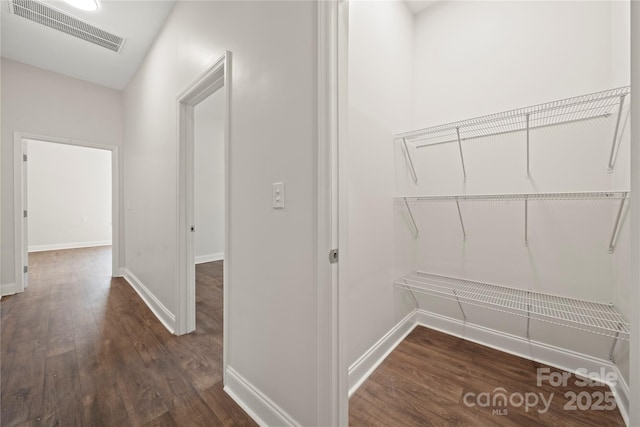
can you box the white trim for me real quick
[194,252,224,264]
[13,132,121,295]
[334,0,351,425]
[28,241,112,253]
[176,53,231,394]
[347,311,415,397]
[122,268,176,334]
[224,366,301,427]
[317,1,344,425]
[612,363,630,426]
[1,283,17,297]
[628,3,639,424]
[414,309,629,422]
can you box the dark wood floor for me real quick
[350,326,626,426]
[1,246,257,426]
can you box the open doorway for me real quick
[193,84,226,344]
[176,53,230,359]
[194,89,225,267]
[13,133,120,293]
[27,139,112,270]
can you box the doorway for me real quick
[176,52,230,378]
[14,132,120,293]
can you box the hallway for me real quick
[0,246,256,426]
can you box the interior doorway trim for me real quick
[176,52,230,364]
[13,132,121,294]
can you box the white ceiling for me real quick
[1,0,175,90]
[405,0,439,15]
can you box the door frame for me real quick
[13,132,121,293]
[317,0,349,424]
[175,52,230,359]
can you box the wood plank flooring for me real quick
[349,326,626,426]
[1,247,257,427]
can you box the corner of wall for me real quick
[121,267,176,334]
[224,366,301,427]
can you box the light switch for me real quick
[273,182,285,209]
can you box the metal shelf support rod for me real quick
[453,289,467,321]
[403,279,420,309]
[607,95,627,173]
[403,198,420,238]
[609,195,627,253]
[402,137,418,184]
[526,290,531,338]
[456,127,468,181]
[526,113,531,178]
[524,196,529,246]
[455,198,467,240]
[608,323,622,361]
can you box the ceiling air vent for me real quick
[9,0,125,53]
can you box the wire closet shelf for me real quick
[396,86,630,147]
[398,191,629,202]
[396,272,630,341]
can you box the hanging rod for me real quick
[396,86,630,146]
[399,191,629,202]
[395,271,630,342]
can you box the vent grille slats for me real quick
[10,0,125,52]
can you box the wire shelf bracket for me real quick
[455,198,467,240]
[608,323,623,362]
[395,271,631,345]
[608,195,628,253]
[456,128,468,181]
[524,195,529,246]
[607,94,627,173]
[395,87,630,180]
[526,114,531,179]
[401,137,418,184]
[403,198,420,238]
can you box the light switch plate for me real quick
[273,182,285,209]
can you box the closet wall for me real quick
[346,0,415,367]
[347,0,631,387]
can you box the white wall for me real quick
[345,0,415,367]
[27,140,112,252]
[122,2,319,425]
[404,0,630,364]
[413,1,617,127]
[194,88,225,263]
[1,59,123,287]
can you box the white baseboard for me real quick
[224,366,300,427]
[611,364,630,426]
[347,310,415,397]
[414,309,630,425]
[121,268,175,334]
[28,240,112,253]
[1,283,17,297]
[195,252,224,264]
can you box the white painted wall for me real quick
[1,58,123,287]
[27,140,112,252]
[122,2,319,425]
[345,0,416,367]
[194,88,225,263]
[403,0,630,367]
[413,1,617,128]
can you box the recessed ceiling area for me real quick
[1,0,175,90]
